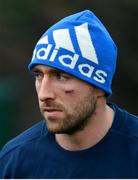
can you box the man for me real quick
[0,10,138,178]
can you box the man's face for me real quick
[32,65,99,135]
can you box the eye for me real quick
[32,71,43,80]
[56,72,70,81]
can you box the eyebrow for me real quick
[32,67,41,73]
[32,66,67,75]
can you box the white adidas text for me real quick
[32,44,107,84]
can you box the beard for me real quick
[40,91,97,135]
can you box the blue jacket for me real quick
[0,103,138,178]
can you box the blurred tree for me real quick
[0,0,137,148]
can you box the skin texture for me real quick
[32,65,114,151]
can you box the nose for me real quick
[37,76,56,102]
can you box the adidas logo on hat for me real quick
[28,10,117,96]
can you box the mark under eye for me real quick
[65,89,74,94]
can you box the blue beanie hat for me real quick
[28,10,117,96]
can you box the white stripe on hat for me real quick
[74,23,99,64]
[37,35,49,45]
[53,29,75,52]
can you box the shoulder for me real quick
[0,120,46,160]
[109,103,138,137]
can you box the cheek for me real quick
[58,85,76,98]
[63,89,79,102]
[61,83,77,94]
[63,85,76,95]
[35,81,39,93]
[62,83,86,97]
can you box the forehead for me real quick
[32,65,64,73]
[32,65,74,78]
[32,65,96,90]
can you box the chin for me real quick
[46,123,63,134]
[47,124,70,134]
[47,125,83,135]
[47,127,63,134]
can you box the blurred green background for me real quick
[0,0,138,148]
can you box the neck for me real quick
[55,98,114,151]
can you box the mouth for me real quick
[42,107,63,117]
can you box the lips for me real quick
[43,107,62,112]
[42,107,63,117]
